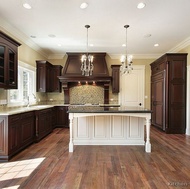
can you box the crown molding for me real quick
[108,53,162,60]
[0,17,48,58]
[48,53,66,59]
[169,37,190,52]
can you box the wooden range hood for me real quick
[58,52,112,104]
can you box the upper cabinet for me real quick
[0,31,21,89]
[36,60,63,92]
[111,65,120,93]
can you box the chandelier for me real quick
[81,25,94,76]
[120,25,133,74]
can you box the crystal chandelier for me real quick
[81,25,94,76]
[120,25,133,74]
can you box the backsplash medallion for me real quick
[70,85,104,104]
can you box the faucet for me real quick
[32,93,36,99]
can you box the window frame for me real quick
[7,61,36,107]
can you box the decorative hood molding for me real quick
[58,52,111,83]
[58,52,111,104]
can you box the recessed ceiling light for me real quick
[122,44,126,47]
[154,43,159,47]
[48,34,56,38]
[144,34,151,38]
[80,2,88,9]
[30,35,36,38]
[23,3,32,9]
[137,2,146,9]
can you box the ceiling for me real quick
[0,0,190,59]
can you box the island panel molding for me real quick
[68,106,152,153]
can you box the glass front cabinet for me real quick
[0,31,21,89]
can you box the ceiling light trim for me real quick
[80,2,88,9]
[23,3,32,9]
[137,2,146,9]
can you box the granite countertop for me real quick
[68,106,152,113]
[0,105,54,116]
[0,104,151,116]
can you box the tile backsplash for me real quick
[70,85,104,104]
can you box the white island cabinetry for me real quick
[68,106,151,153]
[73,115,144,145]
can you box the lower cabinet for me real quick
[8,111,35,160]
[0,108,54,162]
[55,106,69,128]
[20,112,35,148]
[35,108,53,142]
[8,115,21,156]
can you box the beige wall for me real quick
[0,28,155,109]
[46,54,154,108]
[18,44,46,67]
[1,26,190,109]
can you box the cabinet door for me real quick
[0,32,20,89]
[35,108,53,142]
[36,64,46,92]
[0,45,6,86]
[46,64,52,92]
[111,65,120,93]
[0,44,17,88]
[51,66,63,92]
[151,71,166,130]
[38,111,48,139]
[167,55,187,133]
[56,106,69,127]
[20,112,35,148]
[7,48,17,88]
[46,109,53,133]
[8,115,21,154]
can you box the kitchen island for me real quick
[68,106,152,153]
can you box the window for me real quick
[7,61,36,107]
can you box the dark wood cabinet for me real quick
[0,31,21,89]
[111,65,120,93]
[36,60,52,92]
[150,53,187,134]
[51,65,63,92]
[20,112,35,148]
[36,60,62,92]
[35,108,53,142]
[0,107,56,161]
[7,111,35,160]
[55,106,69,128]
[8,115,20,155]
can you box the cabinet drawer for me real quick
[9,115,20,123]
[21,112,34,119]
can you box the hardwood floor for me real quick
[0,126,190,189]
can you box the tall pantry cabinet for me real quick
[150,53,187,134]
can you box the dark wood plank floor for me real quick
[1,126,190,189]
